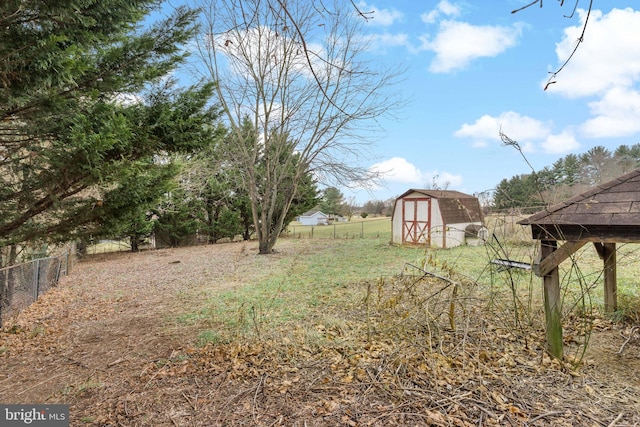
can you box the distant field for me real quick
[84,218,391,255]
[284,216,391,239]
[86,240,132,254]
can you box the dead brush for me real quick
[363,260,477,358]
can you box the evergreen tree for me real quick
[92,160,180,251]
[154,187,204,247]
[561,154,582,186]
[493,174,542,211]
[614,144,640,174]
[493,144,640,211]
[320,187,345,216]
[171,119,318,243]
[580,146,613,185]
[0,1,214,250]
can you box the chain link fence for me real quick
[0,251,72,327]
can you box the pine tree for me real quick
[320,187,345,216]
[0,1,214,249]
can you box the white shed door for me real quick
[402,198,431,244]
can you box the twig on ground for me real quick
[182,391,197,411]
[16,372,65,396]
[253,374,266,423]
[617,326,639,355]
[526,411,567,425]
[608,412,624,427]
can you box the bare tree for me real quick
[342,196,357,220]
[195,0,403,254]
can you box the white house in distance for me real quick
[391,189,486,248]
[297,209,329,226]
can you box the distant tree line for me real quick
[361,199,395,217]
[492,144,640,211]
[313,187,395,219]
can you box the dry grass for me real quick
[0,238,639,426]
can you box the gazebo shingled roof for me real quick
[518,168,640,241]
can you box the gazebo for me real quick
[518,168,640,359]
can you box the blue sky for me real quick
[331,1,640,204]
[166,1,640,205]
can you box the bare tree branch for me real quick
[512,0,594,90]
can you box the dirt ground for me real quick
[1,240,640,426]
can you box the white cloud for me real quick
[364,0,522,65]
[421,20,524,73]
[416,1,523,72]
[111,92,143,106]
[369,157,425,183]
[456,113,578,155]
[421,1,461,24]
[437,1,461,17]
[542,8,640,141]
[580,87,640,138]
[368,157,463,190]
[366,32,411,52]
[540,130,580,154]
[546,8,640,98]
[357,1,403,27]
[455,112,551,148]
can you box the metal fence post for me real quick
[55,257,62,284]
[34,259,41,300]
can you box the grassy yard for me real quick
[85,240,132,254]
[5,236,640,425]
[176,238,427,343]
[83,212,640,328]
[284,216,391,239]
[177,233,640,348]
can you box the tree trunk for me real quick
[76,239,88,258]
[0,245,18,326]
[130,236,140,252]
[258,239,272,254]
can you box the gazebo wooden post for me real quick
[595,242,617,312]
[540,240,563,360]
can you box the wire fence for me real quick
[0,251,73,327]
[283,218,392,240]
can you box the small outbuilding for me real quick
[391,189,485,248]
[297,209,329,226]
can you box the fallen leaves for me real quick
[1,242,639,426]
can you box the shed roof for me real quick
[397,189,475,200]
[300,209,327,218]
[396,189,484,224]
[518,168,640,242]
